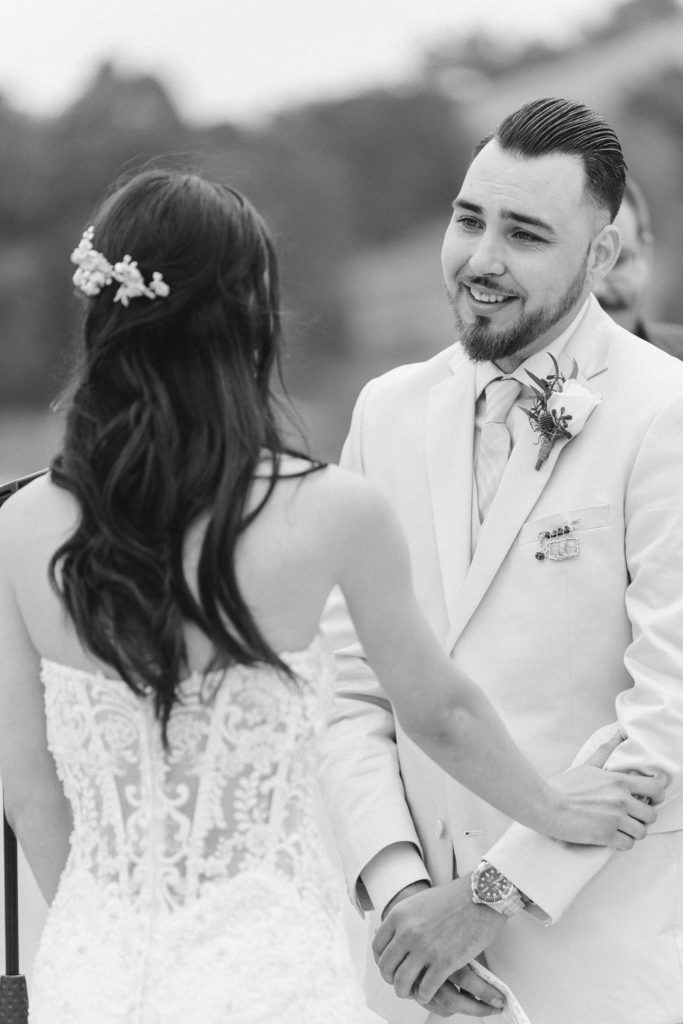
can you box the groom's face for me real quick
[441,139,608,366]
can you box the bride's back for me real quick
[9,459,344,675]
[9,467,368,1024]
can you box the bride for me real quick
[0,170,662,1024]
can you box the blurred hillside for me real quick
[0,67,468,418]
[0,0,682,472]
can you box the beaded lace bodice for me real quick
[31,639,375,1024]
[41,639,337,910]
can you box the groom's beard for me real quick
[448,256,588,364]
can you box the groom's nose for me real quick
[468,232,506,277]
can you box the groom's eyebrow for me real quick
[502,208,557,235]
[454,198,557,236]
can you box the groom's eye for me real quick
[512,229,544,243]
[457,217,482,231]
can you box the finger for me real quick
[613,830,636,851]
[421,1006,451,1019]
[418,964,504,1009]
[393,954,426,999]
[372,917,395,962]
[625,797,657,826]
[450,965,506,1008]
[615,816,647,841]
[376,941,408,986]
[425,980,466,1016]
[429,988,503,1017]
[584,730,623,767]
[415,961,455,1003]
[627,771,668,805]
[424,990,500,1018]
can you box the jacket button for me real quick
[435,818,446,839]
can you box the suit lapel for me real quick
[445,298,611,653]
[425,348,475,630]
[445,417,571,651]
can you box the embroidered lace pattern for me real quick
[31,639,375,1024]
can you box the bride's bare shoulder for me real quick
[0,472,79,540]
[290,462,395,535]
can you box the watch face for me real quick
[475,864,514,903]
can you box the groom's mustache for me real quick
[460,275,521,298]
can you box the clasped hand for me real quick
[373,878,508,1015]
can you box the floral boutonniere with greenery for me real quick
[522,354,602,470]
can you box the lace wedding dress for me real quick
[31,638,377,1024]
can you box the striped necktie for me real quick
[475,377,522,521]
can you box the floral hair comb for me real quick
[70,226,170,306]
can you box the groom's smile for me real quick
[460,277,522,317]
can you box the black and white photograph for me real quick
[1,2,683,1022]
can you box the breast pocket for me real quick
[517,503,612,556]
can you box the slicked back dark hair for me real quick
[474,98,626,221]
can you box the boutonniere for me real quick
[522,354,602,470]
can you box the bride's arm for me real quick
[332,474,663,847]
[0,516,71,905]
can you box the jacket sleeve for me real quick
[486,393,683,922]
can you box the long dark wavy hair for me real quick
[50,169,314,737]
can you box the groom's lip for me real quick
[461,282,519,312]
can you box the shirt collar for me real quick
[475,298,591,401]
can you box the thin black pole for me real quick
[0,806,27,1024]
[3,814,18,977]
[0,471,46,1023]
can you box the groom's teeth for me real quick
[470,287,508,303]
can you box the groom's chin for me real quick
[459,329,513,364]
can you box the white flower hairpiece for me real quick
[70,226,170,306]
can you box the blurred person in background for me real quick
[0,168,650,1024]
[593,176,683,356]
[319,97,683,1024]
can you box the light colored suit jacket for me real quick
[319,297,683,1024]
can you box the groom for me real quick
[319,97,683,1023]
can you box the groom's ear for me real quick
[587,222,621,285]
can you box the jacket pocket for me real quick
[517,503,611,546]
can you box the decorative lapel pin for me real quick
[535,519,582,562]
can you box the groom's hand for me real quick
[417,965,506,1018]
[373,875,507,1006]
[381,879,432,920]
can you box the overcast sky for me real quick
[4,0,635,123]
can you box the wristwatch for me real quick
[471,860,526,917]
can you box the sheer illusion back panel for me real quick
[30,641,376,1024]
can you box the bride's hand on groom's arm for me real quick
[547,730,667,848]
[373,876,507,1012]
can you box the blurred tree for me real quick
[422,0,682,100]
[626,65,683,139]
[588,0,680,41]
[619,64,683,323]
[423,33,560,88]
[0,70,472,407]
[0,63,201,405]
[275,88,470,245]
